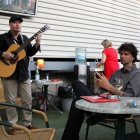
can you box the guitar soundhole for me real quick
[10,56,19,64]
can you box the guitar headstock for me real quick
[39,24,50,33]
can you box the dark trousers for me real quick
[61,80,110,140]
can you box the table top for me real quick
[75,97,140,114]
[36,80,63,85]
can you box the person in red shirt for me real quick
[96,39,119,79]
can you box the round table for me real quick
[36,80,63,114]
[75,97,140,140]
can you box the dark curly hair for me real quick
[117,42,138,63]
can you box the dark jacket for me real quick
[0,31,40,81]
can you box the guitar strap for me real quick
[11,33,24,45]
[19,34,24,44]
[19,34,27,60]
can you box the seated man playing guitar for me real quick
[0,15,42,135]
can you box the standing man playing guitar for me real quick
[0,15,41,135]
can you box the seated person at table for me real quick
[61,42,140,140]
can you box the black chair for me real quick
[85,114,138,140]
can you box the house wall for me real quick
[0,0,140,60]
[0,0,140,95]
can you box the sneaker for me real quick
[27,124,38,129]
[9,128,16,135]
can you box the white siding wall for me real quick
[0,0,140,59]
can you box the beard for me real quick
[120,60,133,65]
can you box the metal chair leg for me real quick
[114,122,117,128]
[132,119,138,132]
[85,124,89,140]
[126,119,138,132]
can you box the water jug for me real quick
[75,48,87,64]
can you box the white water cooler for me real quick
[74,64,90,87]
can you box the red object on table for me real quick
[81,95,119,103]
[51,78,60,82]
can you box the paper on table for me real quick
[81,96,120,103]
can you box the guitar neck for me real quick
[16,33,38,53]
[14,24,50,53]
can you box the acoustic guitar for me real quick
[0,24,50,78]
